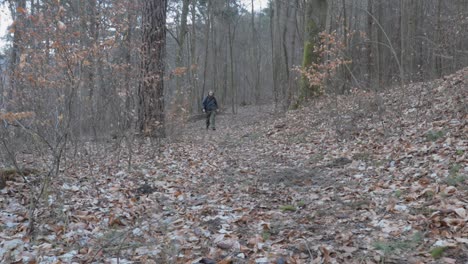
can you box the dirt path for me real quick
[1,68,466,263]
[161,106,387,263]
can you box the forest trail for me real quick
[1,68,467,263]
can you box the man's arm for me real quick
[202,97,207,111]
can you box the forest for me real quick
[0,0,467,263]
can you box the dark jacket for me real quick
[202,96,218,111]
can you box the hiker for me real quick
[202,91,218,130]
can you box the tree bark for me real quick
[175,0,190,98]
[138,0,167,137]
[251,0,260,105]
[300,0,328,100]
[366,0,373,89]
[9,0,27,109]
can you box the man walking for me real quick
[202,91,218,130]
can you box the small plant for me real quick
[444,163,467,187]
[352,152,372,161]
[309,154,324,163]
[422,190,435,200]
[373,232,423,257]
[280,205,297,212]
[425,130,445,142]
[262,231,271,241]
[296,200,306,208]
[394,189,403,199]
[411,206,435,216]
[455,149,464,155]
[449,163,462,175]
[430,247,446,259]
[444,174,467,187]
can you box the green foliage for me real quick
[455,149,464,155]
[394,189,404,199]
[445,163,466,187]
[262,231,271,241]
[422,190,435,200]
[352,152,372,161]
[280,205,297,212]
[296,200,306,208]
[430,247,446,259]
[444,174,467,187]
[289,100,301,110]
[425,130,445,142]
[373,232,423,256]
[449,163,462,175]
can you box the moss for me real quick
[430,247,446,259]
[299,17,322,101]
[302,41,315,68]
[1,168,19,176]
[425,130,445,142]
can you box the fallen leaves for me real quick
[1,68,467,262]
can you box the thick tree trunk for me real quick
[138,0,167,137]
[300,0,328,100]
[9,0,27,109]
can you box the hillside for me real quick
[1,68,467,263]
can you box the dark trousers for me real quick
[206,111,216,129]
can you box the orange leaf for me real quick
[17,7,28,14]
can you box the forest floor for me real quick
[1,68,467,264]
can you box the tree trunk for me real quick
[281,1,290,110]
[175,0,190,103]
[340,0,351,93]
[251,0,260,105]
[189,0,198,113]
[366,0,373,89]
[300,0,328,100]
[201,1,211,104]
[270,1,278,108]
[435,0,442,77]
[138,0,167,137]
[9,0,27,109]
[229,23,236,114]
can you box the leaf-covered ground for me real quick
[1,68,467,263]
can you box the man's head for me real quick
[208,91,214,96]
